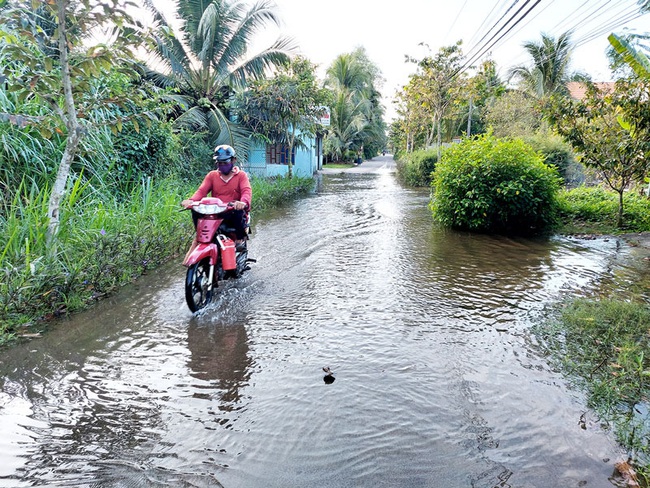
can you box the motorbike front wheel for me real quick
[185,258,213,312]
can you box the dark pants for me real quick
[192,209,248,240]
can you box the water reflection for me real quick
[186,319,251,407]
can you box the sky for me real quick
[255,0,650,121]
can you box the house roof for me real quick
[566,81,616,100]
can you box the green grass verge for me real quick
[323,163,356,169]
[557,186,650,235]
[534,298,650,482]
[0,175,315,345]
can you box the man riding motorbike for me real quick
[181,144,252,264]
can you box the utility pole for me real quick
[467,97,473,137]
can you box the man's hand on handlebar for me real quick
[231,201,247,211]
[181,199,195,209]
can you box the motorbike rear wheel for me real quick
[185,258,213,312]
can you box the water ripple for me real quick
[0,171,639,487]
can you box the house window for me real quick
[266,144,295,165]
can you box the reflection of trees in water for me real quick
[186,321,251,407]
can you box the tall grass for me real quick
[0,172,315,343]
[250,175,315,211]
[0,176,190,342]
[557,186,650,234]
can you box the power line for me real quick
[463,0,525,61]
[503,0,644,74]
[575,7,644,46]
[495,0,560,53]
[505,0,625,66]
[444,0,470,44]
[455,0,543,78]
[466,0,512,48]
[549,0,611,38]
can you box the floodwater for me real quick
[2,160,649,487]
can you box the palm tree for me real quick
[142,0,296,147]
[508,31,575,98]
[324,48,386,161]
[324,89,369,161]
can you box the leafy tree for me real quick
[485,90,541,138]
[463,59,506,136]
[235,56,329,178]
[609,33,650,79]
[0,0,149,239]
[545,79,650,227]
[394,42,467,158]
[508,31,580,99]
[142,0,295,149]
[607,0,650,78]
[325,88,369,162]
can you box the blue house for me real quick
[240,108,330,178]
[243,134,324,178]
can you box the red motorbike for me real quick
[183,197,253,312]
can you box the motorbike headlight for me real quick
[195,204,228,214]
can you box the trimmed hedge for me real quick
[396,148,438,187]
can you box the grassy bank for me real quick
[535,298,650,483]
[0,174,315,345]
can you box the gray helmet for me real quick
[213,144,236,162]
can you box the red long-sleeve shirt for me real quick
[190,167,252,208]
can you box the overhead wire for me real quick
[470,0,611,71]
[491,0,559,56]
[453,0,543,78]
[490,0,646,79]
[444,0,470,44]
[504,0,622,70]
[574,8,645,46]
[549,0,610,38]
[466,0,512,48]
[463,0,525,62]
[411,0,648,84]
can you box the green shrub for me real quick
[110,120,179,190]
[396,148,438,187]
[431,134,561,235]
[524,133,583,186]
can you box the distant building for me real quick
[243,133,324,178]
[566,81,616,100]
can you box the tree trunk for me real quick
[617,189,624,228]
[287,142,294,179]
[287,127,296,179]
[47,0,82,241]
[436,117,442,160]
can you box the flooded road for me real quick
[1,159,646,487]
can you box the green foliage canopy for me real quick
[323,47,386,162]
[143,0,296,148]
